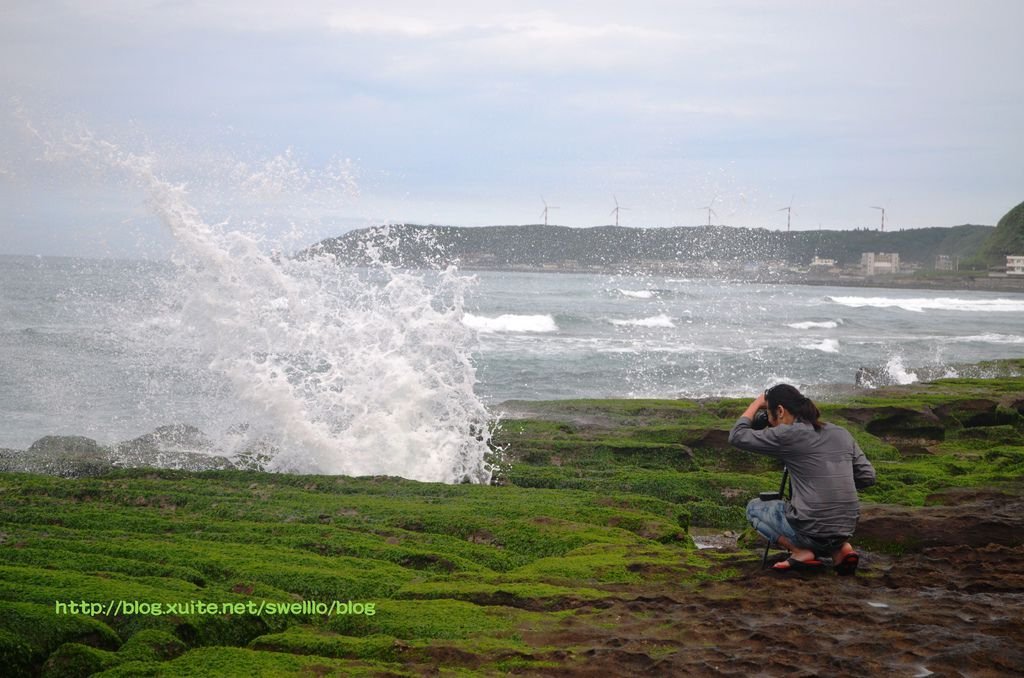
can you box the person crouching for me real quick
[729,384,876,574]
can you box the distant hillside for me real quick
[300,223,994,271]
[974,200,1024,267]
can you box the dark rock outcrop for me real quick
[857,488,1024,552]
[836,406,945,455]
[18,436,116,477]
[115,424,235,471]
[3,427,237,478]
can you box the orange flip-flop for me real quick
[834,551,860,576]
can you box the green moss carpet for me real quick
[2,359,1023,676]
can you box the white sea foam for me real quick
[949,333,1024,344]
[787,320,840,330]
[616,289,656,299]
[884,356,918,385]
[610,314,676,328]
[827,296,1024,313]
[463,313,558,333]
[801,338,840,353]
[66,131,493,483]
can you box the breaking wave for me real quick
[801,338,841,353]
[827,296,1024,313]
[463,313,558,334]
[52,129,494,483]
[615,289,657,299]
[609,314,676,328]
[883,356,919,385]
[946,333,1024,344]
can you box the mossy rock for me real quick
[91,646,414,677]
[249,628,402,662]
[685,501,748,530]
[982,447,1024,474]
[675,427,732,452]
[118,629,187,662]
[3,370,1024,675]
[0,601,120,676]
[841,406,945,439]
[933,399,1001,427]
[691,446,778,473]
[950,425,1023,446]
[42,642,122,678]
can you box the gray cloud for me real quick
[2,1,1023,256]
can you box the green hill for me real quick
[300,223,994,271]
[974,200,1024,267]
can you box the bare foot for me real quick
[771,546,821,570]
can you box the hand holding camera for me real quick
[751,390,771,430]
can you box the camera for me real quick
[752,408,770,430]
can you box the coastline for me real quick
[770,273,1024,294]
[456,263,1024,294]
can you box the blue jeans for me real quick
[746,498,849,555]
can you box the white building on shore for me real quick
[861,252,900,276]
[1008,255,1024,275]
[809,256,837,269]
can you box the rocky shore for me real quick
[1,361,1023,676]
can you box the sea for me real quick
[3,131,1022,481]
[3,250,1023,482]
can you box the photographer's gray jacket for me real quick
[729,418,876,539]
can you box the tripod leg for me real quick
[760,467,789,569]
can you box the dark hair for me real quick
[766,384,823,431]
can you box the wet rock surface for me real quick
[528,571,1024,677]
[528,503,1024,677]
[520,488,1024,676]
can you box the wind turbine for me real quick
[870,205,886,232]
[778,195,794,232]
[540,197,560,226]
[610,195,631,227]
[700,199,718,226]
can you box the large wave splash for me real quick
[65,132,494,483]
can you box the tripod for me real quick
[760,466,790,569]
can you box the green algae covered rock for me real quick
[0,468,701,675]
[0,601,120,676]
[2,360,1023,675]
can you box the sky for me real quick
[2,0,1023,258]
